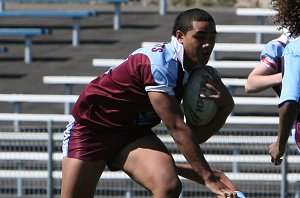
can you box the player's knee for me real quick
[153,175,182,197]
[164,177,182,197]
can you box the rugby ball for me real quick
[182,66,219,126]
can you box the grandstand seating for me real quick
[235,8,278,44]
[0,0,126,30]
[0,93,78,114]
[42,76,250,96]
[235,8,277,25]
[0,45,7,52]
[0,116,298,197]
[0,28,51,63]
[41,75,278,116]
[92,58,259,69]
[216,25,281,43]
[1,5,299,198]
[0,99,293,198]
[0,10,99,46]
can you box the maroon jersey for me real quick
[72,41,186,130]
[63,38,187,161]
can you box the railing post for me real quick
[281,146,288,198]
[65,84,73,95]
[16,162,24,198]
[64,84,73,114]
[125,180,133,198]
[233,146,240,173]
[295,181,300,198]
[0,0,5,11]
[13,102,21,132]
[113,2,121,30]
[72,18,80,47]
[159,0,166,15]
[256,32,263,44]
[24,36,32,64]
[47,120,54,198]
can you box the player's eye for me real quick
[195,32,216,42]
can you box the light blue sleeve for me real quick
[260,39,284,73]
[140,44,179,96]
[279,54,300,105]
[145,61,178,95]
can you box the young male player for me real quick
[268,0,300,165]
[245,30,300,154]
[61,8,238,198]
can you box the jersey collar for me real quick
[170,36,185,71]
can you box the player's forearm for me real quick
[176,163,239,191]
[245,73,282,93]
[170,125,214,181]
[176,163,205,185]
[277,101,298,149]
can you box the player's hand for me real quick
[201,81,234,111]
[204,174,237,198]
[198,66,234,110]
[269,141,284,165]
[212,169,238,191]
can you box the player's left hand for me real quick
[269,141,284,165]
[201,81,234,111]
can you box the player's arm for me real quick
[278,101,298,147]
[148,91,235,197]
[176,163,238,190]
[269,53,300,165]
[269,100,298,165]
[245,63,282,93]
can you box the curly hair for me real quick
[271,0,300,35]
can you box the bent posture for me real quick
[61,8,238,198]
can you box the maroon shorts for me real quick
[62,116,155,162]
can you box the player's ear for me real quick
[175,30,184,44]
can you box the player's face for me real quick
[177,21,216,71]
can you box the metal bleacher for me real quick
[1,3,300,198]
[0,114,299,198]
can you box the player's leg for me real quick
[61,157,106,198]
[61,116,107,198]
[110,134,182,198]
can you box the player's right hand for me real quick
[212,169,238,191]
[204,174,237,198]
[269,141,284,165]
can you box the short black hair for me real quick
[172,8,215,36]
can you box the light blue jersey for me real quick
[280,37,300,153]
[280,38,300,105]
[260,34,288,74]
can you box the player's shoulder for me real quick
[284,37,300,55]
[262,35,287,57]
[134,42,177,65]
[267,36,287,48]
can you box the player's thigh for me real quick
[61,157,106,198]
[113,135,179,190]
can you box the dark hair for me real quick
[172,8,215,36]
[271,0,300,35]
